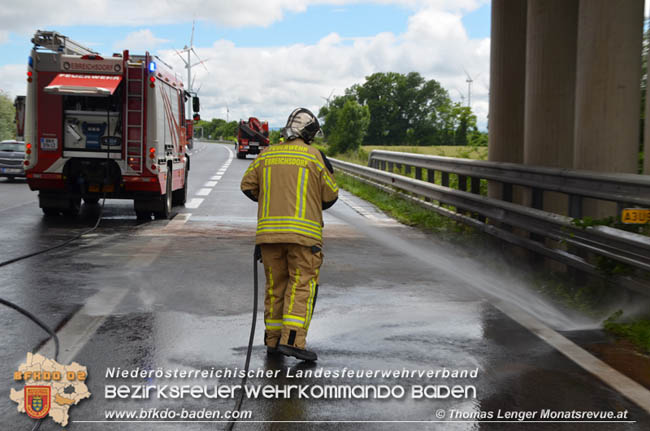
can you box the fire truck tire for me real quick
[237,151,246,159]
[172,166,188,206]
[62,198,81,217]
[154,169,173,220]
[136,210,151,221]
[84,197,100,205]
[42,208,60,216]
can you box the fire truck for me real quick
[235,117,269,159]
[23,30,199,219]
[14,96,25,140]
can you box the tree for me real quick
[0,91,15,140]
[353,72,451,146]
[322,97,370,155]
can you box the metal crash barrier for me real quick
[330,151,650,295]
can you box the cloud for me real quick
[0,64,27,98]
[0,1,491,129]
[0,0,487,33]
[113,30,169,52]
[157,5,490,129]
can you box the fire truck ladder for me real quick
[125,60,145,173]
[32,30,98,56]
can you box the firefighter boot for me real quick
[278,344,317,362]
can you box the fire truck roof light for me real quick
[28,56,33,67]
[149,62,156,73]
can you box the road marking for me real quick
[0,200,36,214]
[37,288,129,364]
[184,144,234,210]
[185,198,204,209]
[493,300,650,414]
[163,213,191,231]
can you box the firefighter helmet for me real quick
[282,108,321,143]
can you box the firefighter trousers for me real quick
[260,243,322,350]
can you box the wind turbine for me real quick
[176,21,209,118]
[463,68,480,109]
[454,88,465,106]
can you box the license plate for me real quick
[1,168,21,174]
[40,137,58,151]
[249,142,259,147]
[621,208,650,224]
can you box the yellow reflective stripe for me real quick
[300,169,309,218]
[258,220,321,235]
[256,226,322,240]
[262,166,271,217]
[268,266,275,318]
[306,278,316,329]
[265,318,282,331]
[294,167,304,218]
[324,172,338,192]
[260,216,321,229]
[283,314,305,323]
[288,268,300,314]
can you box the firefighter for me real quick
[240,108,338,361]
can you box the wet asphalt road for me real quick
[0,141,649,430]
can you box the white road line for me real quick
[163,213,191,231]
[493,300,650,414]
[196,188,212,196]
[185,198,204,209]
[37,288,129,364]
[210,176,221,180]
[204,181,218,187]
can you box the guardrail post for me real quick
[441,172,449,188]
[388,161,394,172]
[427,169,435,184]
[568,194,582,218]
[502,183,513,202]
[470,177,485,221]
[415,167,422,180]
[458,175,468,192]
[530,188,545,242]
[381,160,387,171]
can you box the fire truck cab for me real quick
[24,31,195,219]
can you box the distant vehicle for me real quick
[235,117,269,159]
[0,140,26,181]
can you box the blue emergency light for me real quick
[149,62,156,73]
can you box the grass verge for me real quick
[335,172,465,236]
[604,311,650,354]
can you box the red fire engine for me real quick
[24,31,198,219]
[235,117,269,159]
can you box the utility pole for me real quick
[175,21,209,119]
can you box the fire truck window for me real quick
[62,81,124,113]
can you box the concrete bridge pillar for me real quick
[574,0,644,216]
[488,0,527,199]
[524,0,579,215]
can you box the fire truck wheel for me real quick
[62,198,81,217]
[154,169,173,219]
[172,166,188,206]
[237,152,246,159]
[84,197,100,205]
[136,210,151,221]
[42,208,60,217]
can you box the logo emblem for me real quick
[25,386,51,419]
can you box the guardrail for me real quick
[330,154,650,295]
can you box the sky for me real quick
[0,0,494,130]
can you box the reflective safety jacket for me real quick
[240,138,339,246]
